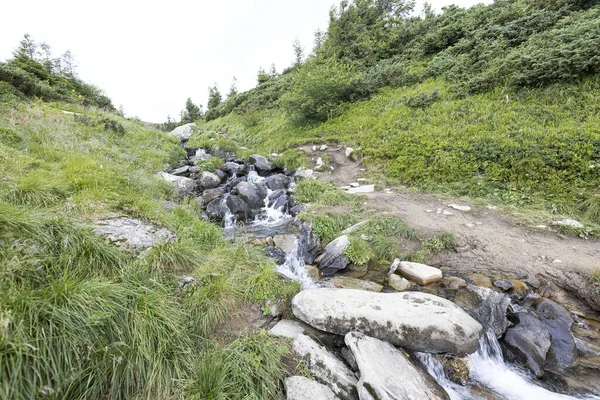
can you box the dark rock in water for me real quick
[214,169,227,182]
[504,311,551,377]
[465,284,511,338]
[290,204,307,217]
[199,171,221,189]
[266,190,289,211]
[493,280,513,291]
[536,299,577,369]
[283,168,295,176]
[206,197,227,220]
[172,165,190,176]
[298,223,320,265]
[266,189,285,205]
[249,154,273,175]
[265,174,291,190]
[228,176,247,189]
[266,246,286,264]
[318,235,351,276]
[202,187,226,206]
[222,161,242,175]
[225,195,251,222]
[237,181,268,209]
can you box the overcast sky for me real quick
[1,0,490,123]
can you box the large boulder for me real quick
[225,195,251,222]
[285,376,339,400]
[345,332,450,400]
[236,181,268,209]
[292,289,483,355]
[269,319,340,348]
[169,123,196,140]
[318,235,351,276]
[536,299,577,369]
[201,187,226,206]
[199,171,221,189]
[466,284,511,338]
[265,174,291,190]
[292,334,358,400]
[158,172,195,197]
[298,223,320,265]
[248,154,273,175]
[398,261,443,285]
[266,190,289,210]
[205,197,228,220]
[504,312,552,377]
[93,217,175,253]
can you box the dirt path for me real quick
[302,144,600,314]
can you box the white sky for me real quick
[1,0,490,123]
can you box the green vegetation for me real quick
[298,212,357,245]
[344,236,374,265]
[293,180,361,207]
[405,233,456,263]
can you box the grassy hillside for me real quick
[199,0,600,230]
[0,99,298,399]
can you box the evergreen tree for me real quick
[60,50,78,78]
[207,85,222,110]
[292,38,304,68]
[228,77,238,97]
[12,33,37,61]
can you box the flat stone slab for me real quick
[93,217,175,252]
[345,332,450,400]
[398,261,443,285]
[347,184,375,194]
[292,288,483,355]
[285,376,339,400]
[324,276,383,292]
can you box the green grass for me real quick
[272,148,308,171]
[298,212,357,245]
[293,180,361,207]
[344,237,373,265]
[206,76,600,225]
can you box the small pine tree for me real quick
[228,77,238,97]
[207,85,222,110]
[12,33,37,61]
[37,42,56,73]
[185,98,202,121]
[292,38,304,68]
[60,50,78,78]
[257,67,270,84]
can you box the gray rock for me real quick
[249,154,273,175]
[324,276,383,292]
[266,246,287,264]
[171,165,190,176]
[292,334,358,400]
[292,289,483,355]
[347,184,374,194]
[294,168,315,180]
[201,187,226,206]
[237,181,268,209]
[200,171,221,189]
[298,223,320,265]
[398,261,443,285]
[269,319,339,348]
[225,195,251,222]
[493,280,513,291]
[222,161,242,175]
[536,299,577,368]
[158,172,196,197]
[318,235,351,276]
[267,190,288,210]
[273,234,298,254]
[290,204,307,217]
[214,169,227,182]
[285,376,339,400]
[551,218,584,229]
[93,217,175,252]
[265,174,291,190]
[169,123,196,140]
[206,197,227,220]
[504,312,551,377]
[466,284,511,338]
[388,274,412,291]
[345,332,450,400]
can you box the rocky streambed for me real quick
[153,124,600,400]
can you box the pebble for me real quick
[553,259,563,263]
[312,145,317,151]
[443,210,453,216]
[320,145,328,151]
[426,209,434,213]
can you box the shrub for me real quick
[422,233,456,254]
[344,236,373,265]
[405,89,440,109]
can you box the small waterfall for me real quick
[275,239,318,289]
[415,353,473,400]
[246,169,263,183]
[221,195,236,231]
[253,189,288,225]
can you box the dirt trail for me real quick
[302,144,600,314]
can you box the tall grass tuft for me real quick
[581,194,600,224]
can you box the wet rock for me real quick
[199,171,221,189]
[318,235,351,276]
[340,263,368,279]
[285,376,339,400]
[465,284,511,338]
[225,195,251,221]
[467,273,493,289]
[292,288,484,354]
[158,172,196,197]
[93,217,175,253]
[237,181,268,209]
[290,204,307,217]
[205,197,228,220]
[345,332,450,400]
[189,149,212,164]
[438,355,470,386]
[324,276,383,292]
[305,265,322,282]
[265,174,291,190]
[398,261,443,285]
[441,276,467,290]
[214,169,227,182]
[201,187,226,206]
[504,312,551,377]
[248,154,273,175]
[298,223,320,265]
[273,234,298,254]
[266,190,289,210]
[292,334,358,400]
[536,299,577,369]
[222,161,242,175]
[493,280,513,291]
[266,246,287,264]
[169,122,196,140]
[171,165,190,176]
[388,274,412,291]
[229,176,247,188]
[508,279,529,299]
